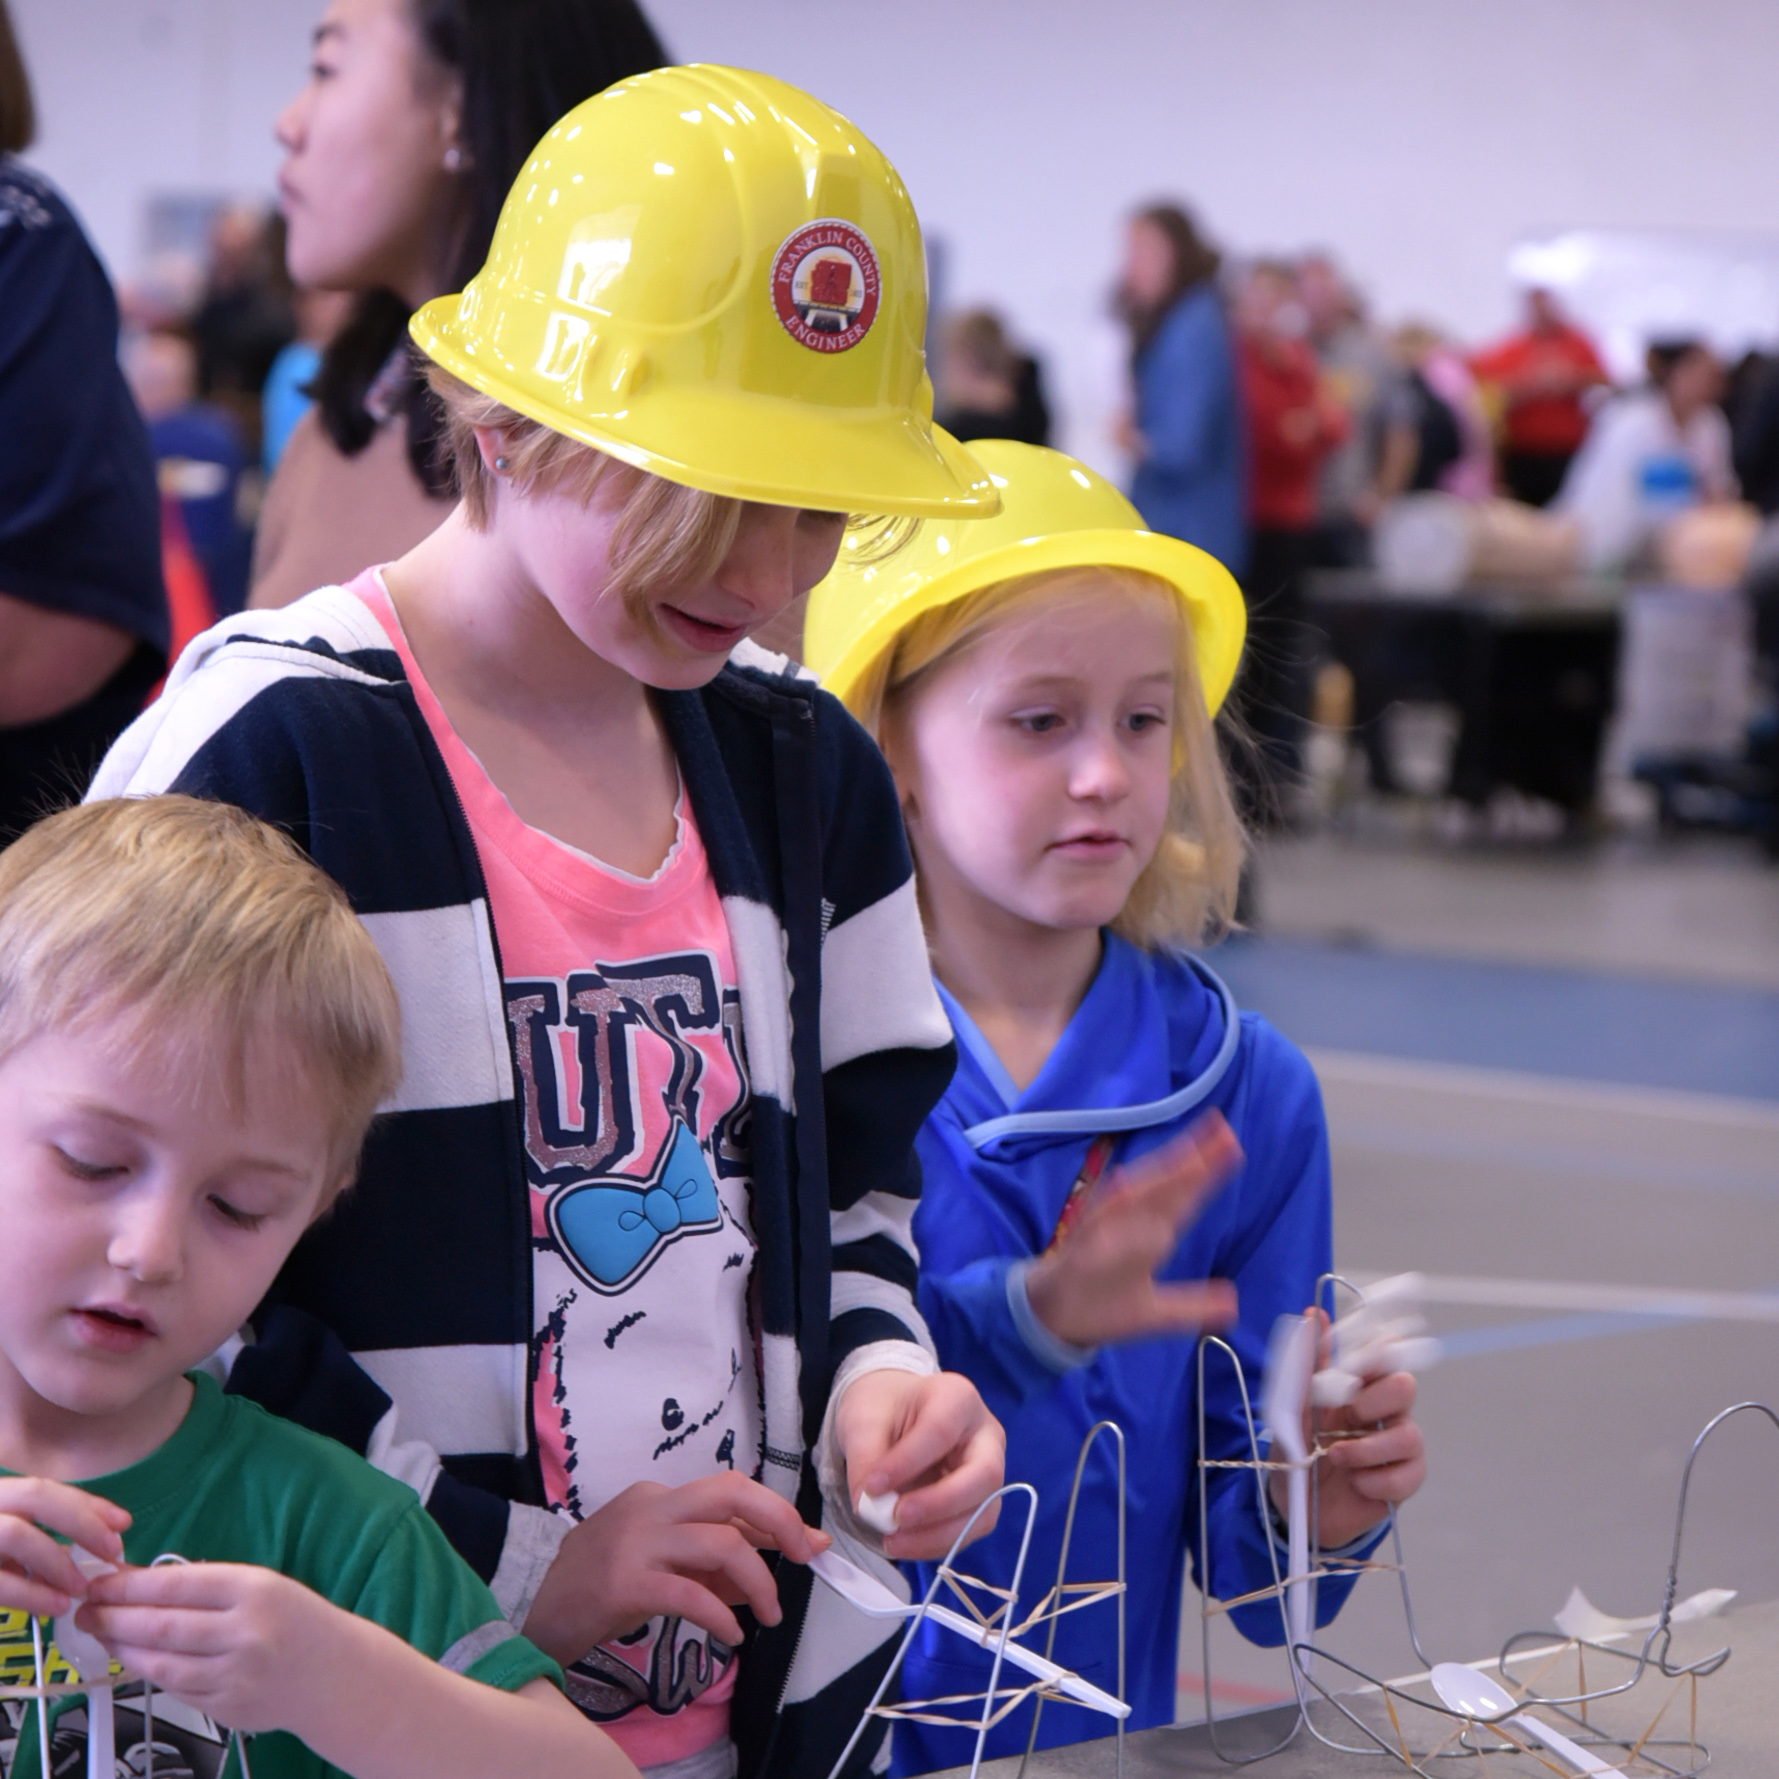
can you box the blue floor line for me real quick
[1208,938,1779,1103]
[1439,1309,1697,1360]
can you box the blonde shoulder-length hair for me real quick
[848,566,1246,951]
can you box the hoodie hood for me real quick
[936,932,1239,1160]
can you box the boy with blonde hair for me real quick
[0,796,638,1779]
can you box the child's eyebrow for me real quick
[1004,670,1174,693]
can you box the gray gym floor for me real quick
[1174,831,1779,1720]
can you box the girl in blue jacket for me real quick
[805,440,1426,1770]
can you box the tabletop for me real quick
[934,1597,1776,1777]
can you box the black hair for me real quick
[1645,337,1710,387]
[0,0,37,154]
[310,0,668,491]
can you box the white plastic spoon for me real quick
[1262,1312,1318,1660]
[55,1547,117,1779]
[809,1548,1129,1719]
[1430,1662,1623,1774]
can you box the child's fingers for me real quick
[1339,1368,1417,1428]
[1108,1115,1243,1224]
[655,1523,783,1627]
[0,1566,75,1620]
[636,1574,747,1648]
[1340,1450,1427,1506]
[80,1645,212,1707]
[1325,1416,1424,1478]
[75,1601,232,1656]
[890,1422,1007,1541]
[858,1375,993,1499]
[84,1561,240,1609]
[661,1474,823,1563]
[0,1477,129,1571]
[1141,1279,1239,1335]
[886,1501,1002,1563]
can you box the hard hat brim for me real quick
[411,299,1000,520]
[819,525,1248,717]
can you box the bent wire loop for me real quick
[827,1424,1131,1779]
[1190,1271,1737,1777]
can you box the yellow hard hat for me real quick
[805,439,1247,713]
[410,65,996,519]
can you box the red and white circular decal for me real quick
[770,220,881,353]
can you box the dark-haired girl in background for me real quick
[251,0,666,609]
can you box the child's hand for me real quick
[834,1369,1006,1561]
[522,1474,829,1664]
[1269,1309,1427,1550]
[78,1561,341,1734]
[0,1477,129,1618]
[1024,1114,1242,1349]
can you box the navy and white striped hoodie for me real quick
[89,586,957,1779]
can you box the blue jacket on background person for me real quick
[894,935,1378,1773]
[1130,283,1248,577]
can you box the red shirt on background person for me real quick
[1237,264,1350,531]
[1471,288,1609,505]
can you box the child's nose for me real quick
[1069,729,1131,802]
[109,1193,186,1284]
[713,508,800,618]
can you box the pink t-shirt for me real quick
[356,571,761,1771]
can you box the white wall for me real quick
[17,0,1779,471]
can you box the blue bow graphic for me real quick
[549,1121,723,1294]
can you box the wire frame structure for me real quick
[827,1421,1130,1779]
[2,1554,255,1779]
[1190,1276,1753,1777]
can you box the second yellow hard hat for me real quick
[410,65,997,519]
[806,439,1248,714]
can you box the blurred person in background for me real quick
[1117,202,1246,575]
[1300,250,1395,567]
[934,308,1050,446]
[124,326,255,616]
[191,200,296,457]
[262,283,353,473]
[1372,323,1494,507]
[1728,347,1779,518]
[1235,257,1348,819]
[252,0,666,608]
[0,0,167,843]
[1471,287,1609,507]
[1555,338,1736,575]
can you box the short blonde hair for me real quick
[430,366,745,614]
[0,797,403,1195]
[859,568,1247,951]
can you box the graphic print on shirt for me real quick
[509,951,760,1727]
[0,1643,234,1778]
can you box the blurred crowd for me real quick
[117,202,351,623]
[939,204,1779,839]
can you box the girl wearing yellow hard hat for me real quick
[92,66,1004,1779]
[805,439,1428,1770]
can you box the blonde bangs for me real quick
[863,567,1247,951]
[0,798,403,1193]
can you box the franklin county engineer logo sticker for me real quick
[770,220,881,353]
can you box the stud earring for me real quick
[443,145,465,173]
[493,456,510,471]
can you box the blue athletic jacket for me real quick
[895,935,1371,1772]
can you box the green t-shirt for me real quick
[0,1372,559,1779]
